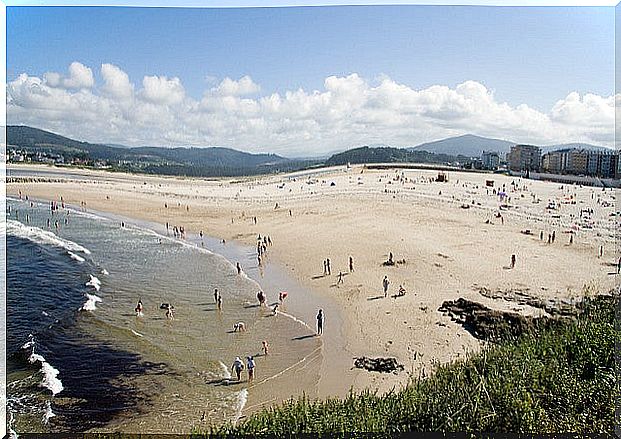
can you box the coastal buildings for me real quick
[481,151,500,170]
[541,148,619,178]
[507,145,541,172]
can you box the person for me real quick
[214,288,219,304]
[278,291,288,302]
[236,262,242,275]
[326,258,331,275]
[540,231,544,241]
[135,299,144,316]
[217,295,223,311]
[569,234,574,244]
[349,256,354,272]
[247,356,256,382]
[617,257,621,275]
[598,246,603,258]
[272,303,279,315]
[383,276,390,297]
[257,291,266,306]
[552,231,556,243]
[233,322,246,332]
[166,304,174,320]
[258,254,262,266]
[510,254,516,269]
[232,357,244,381]
[323,259,327,275]
[316,309,324,335]
[398,285,406,297]
[262,340,269,356]
[337,271,344,285]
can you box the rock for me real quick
[353,356,404,374]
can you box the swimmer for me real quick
[135,299,144,316]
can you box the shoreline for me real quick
[7,163,618,399]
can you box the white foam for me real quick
[7,220,91,254]
[85,275,101,291]
[130,329,144,338]
[43,401,56,424]
[24,341,64,396]
[68,251,85,263]
[80,293,103,311]
[219,360,232,380]
[101,269,109,276]
[233,388,248,425]
[42,311,49,317]
[64,206,112,222]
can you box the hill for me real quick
[7,125,309,177]
[408,134,514,157]
[325,146,470,167]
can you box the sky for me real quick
[6,5,615,157]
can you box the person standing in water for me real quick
[262,340,269,356]
[217,295,223,311]
[316,309,324,335]
[246,356,256,382]
[232,357,244,381]
[214,288,219,304]
[135,299,144,316]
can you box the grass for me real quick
[194,293,618,437]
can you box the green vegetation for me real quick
[197,294,618,437]
[326,145,472,167]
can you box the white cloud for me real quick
[6,62,616,156]
[140,75,185,105]
[101,63,134,99]
[212,75,260,96]
[44,61,94,90]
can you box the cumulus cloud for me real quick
[140,75,185,105]
[211,75,260,96]
[6,62,616,156]
[43,61,94,89]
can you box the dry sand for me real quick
[7,163,619,396]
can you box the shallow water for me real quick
[6,197,321,434]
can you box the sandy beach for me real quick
[7,163,619,398]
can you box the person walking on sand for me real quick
[232,357,244,381]
[323,259,327,275]
[552,231,556,244]
[540,231,544,241]
[236,262,242,275]
[337,271,344,285]
[383,276,390,297]
[598,246,603,258]
[326,258,331,275]
[214,288,219,304]
[247,356,256,382]
[569,234,574,244]
[510,254,516,269]
[617,257,621,275]
[316,309,324,335]
[349,256,354,272]
[262,340,269,356]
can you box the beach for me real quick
[7,163,618,402]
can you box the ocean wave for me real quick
[85,275,101,291]
[67,251,85,263]
[43,401,56,424]
[219,360,232,380]
[7,220,91,255]
[233,388,248,425]
[130,329,144,338]
[80,293,103,311]
[23,336,64,396]
[64,206,112,222]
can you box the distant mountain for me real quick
[408,134,514,157]
[6,125,309,177]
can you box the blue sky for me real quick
[6,5,615,155]
[8,5,613,111]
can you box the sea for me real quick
[6,196,323,435]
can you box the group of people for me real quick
[257,234,273,266]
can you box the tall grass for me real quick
[197,294,618,437]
